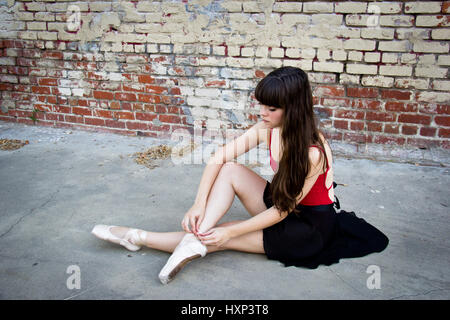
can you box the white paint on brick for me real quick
[379,65,413,77]
[362,75,394,88]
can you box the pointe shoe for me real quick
[158,233,207,285]
[91,224,143,252]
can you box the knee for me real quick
[220,161,242,177]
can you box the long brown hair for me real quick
[255,67,328,214]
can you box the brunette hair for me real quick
[255,66,328,214]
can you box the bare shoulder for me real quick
[308,146,323,167]
[248,121,270,145]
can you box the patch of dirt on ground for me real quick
[133,144,172,169]
[0,139,29,151]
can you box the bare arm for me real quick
[198,145,326,246]
[227,206,288,239]
[182,121,268,233]
[227,148,324,238]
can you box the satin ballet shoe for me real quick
[91,224,144,252]
[158,233,207,285]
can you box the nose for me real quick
[260,106,268,117]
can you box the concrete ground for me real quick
[0,120,449,300]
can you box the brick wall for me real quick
[0,1,449,162]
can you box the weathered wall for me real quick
[0,1,449,164]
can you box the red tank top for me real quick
[269,129,333,206]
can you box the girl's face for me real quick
[260,104,284,128]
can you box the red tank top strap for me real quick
[309,145,332,191]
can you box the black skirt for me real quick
[262,181,389,269]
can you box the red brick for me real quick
[350,121,364,131]
[373,135,405,146]
[109,101,121,110]
[0,83,13,91]
[344,132,372,144]
[168,106,181,114]
[114,111,135,120]
[347,87,378,98]
[420,127,437,137]
[138,94,161,104]
[53,105,71,114]
[323,131,343,141]
[170,87,182,95]
[43,51,63,60]
[121,102,133,111]
[32,86,51,94]
[85,117,106,126]
[255,70,266,78]
[366,111,396,122]
[93,90,114,100]
[315,106,333,117]
[407,138,440,149]
[94,109,113,118]
[73,107,92,116]
[398,114,431,125]
[384,124,400,134]
[47,96,57,104]
[443,1,450,13]
[122,83,145,92]
[439,128,450,138]
[7,66,29,76]
[33,103,52,112]
[145,85,168,94]
[401,125,418,135]
[135,112,157,122]
[381,89,411,101]
[334,119,348,130]
[313,85,346,97]
[335,109,364,120]
[155,105,167,113]
[420,104,450,115]
[138,75,155,84]
[385,102,418,112]
[105,119,126,129]
[65,115,84,124]
[126,121,150,131]
[368,122,383,132]
[435,116,450,127]
[17,58,36,67]
[45,113,58,121]
[352,99,381,110]
[115,92,136,101]
[159,114,181,124]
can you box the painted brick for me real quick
[0,1,447,158]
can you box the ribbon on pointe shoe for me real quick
[158,233,207,285]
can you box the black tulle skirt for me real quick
[262,181,389,269]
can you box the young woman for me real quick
[92,67,389,284]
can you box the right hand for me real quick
[181,203,205,235]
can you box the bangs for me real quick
[255,76,285,109]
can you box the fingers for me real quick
[195,216,204,235]
[198,230,218,245]
[190,216,198,235]
[181,217,192,233]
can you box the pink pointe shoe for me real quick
[158,233,207,285]
[91,224,144,252]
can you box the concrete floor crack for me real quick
[0,189,60,239]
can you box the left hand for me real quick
[198,227,231,247]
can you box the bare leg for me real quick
[110,220,264,254]
[109,162,268,254]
